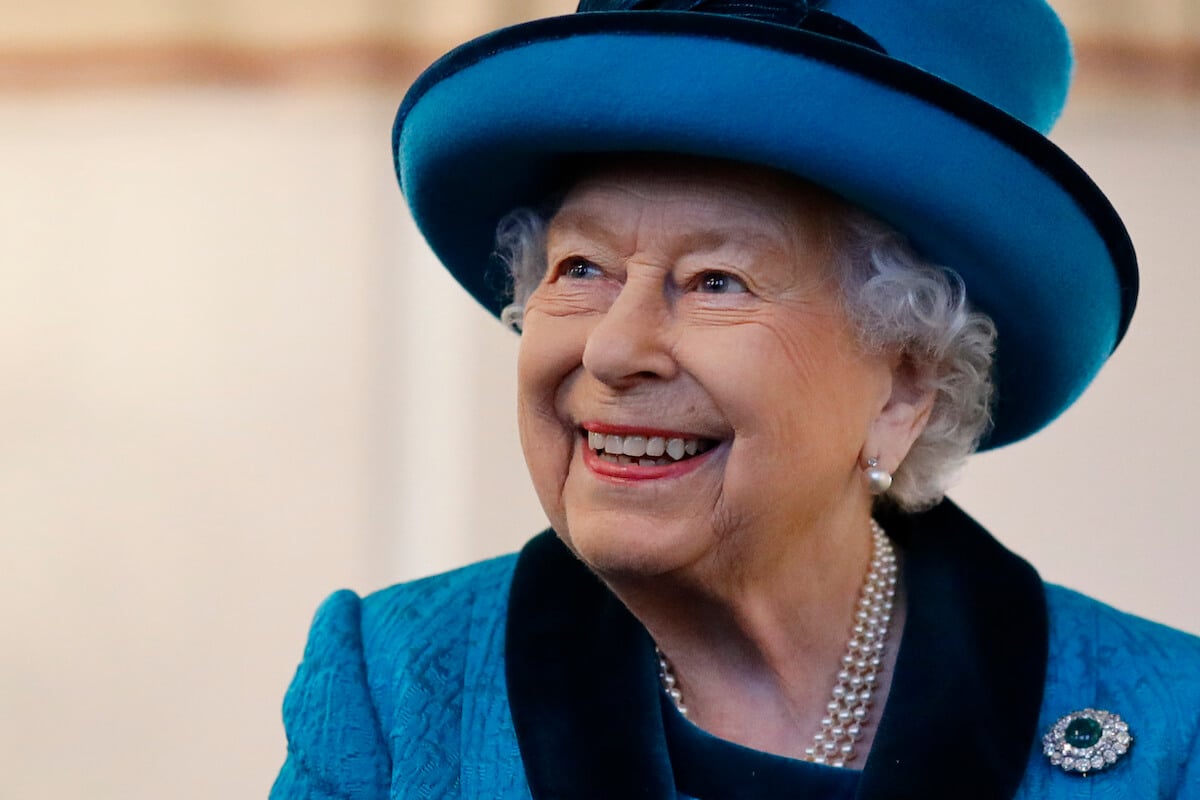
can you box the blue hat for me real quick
[392,0,1138,449]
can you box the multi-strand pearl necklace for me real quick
[656,519,897,768]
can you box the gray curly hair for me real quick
[494,204,996,511]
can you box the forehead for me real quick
[548,157,842,251]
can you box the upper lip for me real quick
[580,421,720,441]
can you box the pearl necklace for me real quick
[656,519,897,768]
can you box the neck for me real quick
[602,505,903,762]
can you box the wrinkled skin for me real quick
[515,157,932,757]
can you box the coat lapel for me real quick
[505,532,675,799]
[859,501,1048,798]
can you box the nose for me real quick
[581,269,677,388]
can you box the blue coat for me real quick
[271,501,1200,798]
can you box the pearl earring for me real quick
[865,458,893,494]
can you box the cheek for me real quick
[515,309,591,521]
[516,306,591,419]
[682,309,882,460]
[771,318,878,433]
[767,300,856,373]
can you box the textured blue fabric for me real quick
[1023,585,1200,798]
[391,3,1138,450]
[273,590,390,800]
[272,557,1200,798]
[271,557,531,800]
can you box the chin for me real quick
[557,510,710,582]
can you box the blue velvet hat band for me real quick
[578,0,887,52]
[392,1,1138,449]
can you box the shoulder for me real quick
[1044,583,1200,685]
[1024,585,1200,797]
[355,553,520,719]
[272,553,522,799]
[273,589,391,799]
[358,552,520,647]
[286,551,521,686]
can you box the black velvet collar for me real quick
[505,531,673,798]
[505,499,1049,799]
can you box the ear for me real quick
[862,359,937,474]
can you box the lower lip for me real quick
[580,439,717,482]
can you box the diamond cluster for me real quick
[1042,708,1132,774]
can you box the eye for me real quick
[556,257,602,281]
[695,271,747,294]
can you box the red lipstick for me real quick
[581,421,707,440]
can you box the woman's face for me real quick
[517,159,905,583]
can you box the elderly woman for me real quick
[272,1,1200,798]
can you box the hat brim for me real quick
[393,12,1137,449]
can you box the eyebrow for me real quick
[547,208,788,256]
[546,209,621,245]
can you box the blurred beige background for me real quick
[1,1,1198,798]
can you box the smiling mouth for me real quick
[585,430,717,467]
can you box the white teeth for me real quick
[622,436,647,457]
[588,430,708,464]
